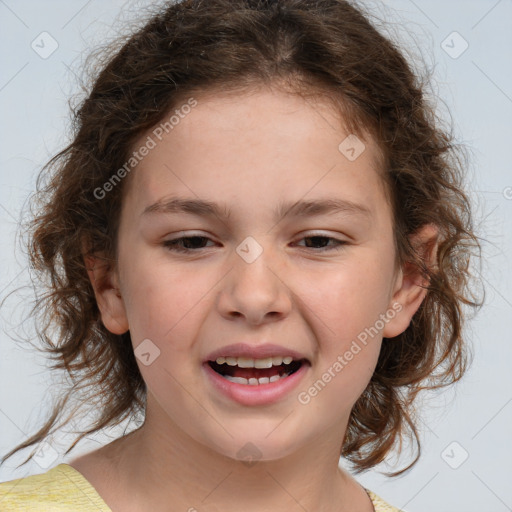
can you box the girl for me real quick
[0,0,481,510]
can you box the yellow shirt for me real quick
[0,463,403,511]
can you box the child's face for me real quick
[97,87,416,461]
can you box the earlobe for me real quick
[84,254,129,335]
[383,223,439,339]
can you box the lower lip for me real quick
[203,361,309,406]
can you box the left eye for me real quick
[294,235,347,252]
[163,234,346,254]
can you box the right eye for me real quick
[162,236,217,253]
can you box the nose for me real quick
[216,244,292,326]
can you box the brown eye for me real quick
[295,235,347,252]
[163,236,215,253]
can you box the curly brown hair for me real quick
[1,0,482,475]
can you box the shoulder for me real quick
[366,488,405,512]
[0,463,112,511]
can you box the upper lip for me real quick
[205,343,308,362]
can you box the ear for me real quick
[84,253,129,335]
[383,223,439,338]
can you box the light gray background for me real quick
[0,1,511,511]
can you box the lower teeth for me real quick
[222,373,289,385]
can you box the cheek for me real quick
[122,264,209,405]
[300,258,395,340]
[295,259,392,402]
[119,255,193,341]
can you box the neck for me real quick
[85,395,373,512]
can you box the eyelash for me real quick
[162,234,347,254]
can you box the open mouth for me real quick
[207,356,306,386]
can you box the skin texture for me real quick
[71,86,437,512]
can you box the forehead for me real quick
[122,87,390,222]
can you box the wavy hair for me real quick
[1,0,482,475]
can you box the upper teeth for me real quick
[215,356,294,368]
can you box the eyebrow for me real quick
[142,196,372,222]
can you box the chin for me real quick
[200,427,309,465]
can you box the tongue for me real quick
[221,364,287,379]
